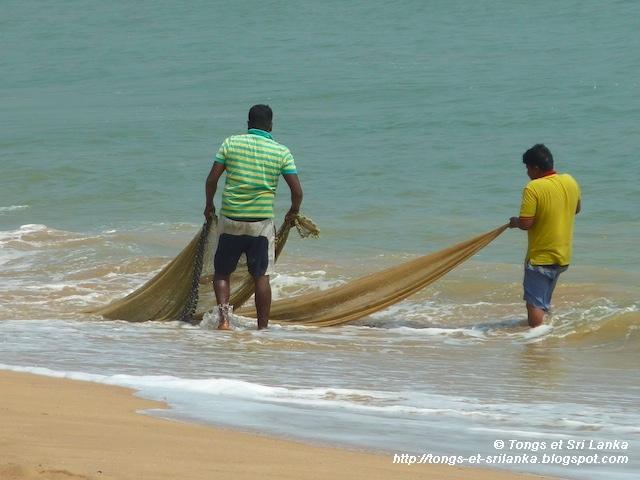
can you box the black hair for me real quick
[248,104,273,130]
[522,144,554,171]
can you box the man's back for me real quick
[215,129,297,219]
[205,104,303,330]
[520,173,580,266]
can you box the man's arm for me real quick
[283,173,303,222]
[509,185,536,230]
[511,198,580,228]
[204,162,226,220]
[509,216,535,230]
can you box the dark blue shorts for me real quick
[213,216,275,278]
[523,263,568,311]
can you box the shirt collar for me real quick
[248,128,273,140]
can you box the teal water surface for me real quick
[3,0,639,269]
[2,4,640,480]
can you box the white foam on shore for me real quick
[271,270,345,299]
[1,361,637,439]
[0,363,503,420]
[0,223,46,240]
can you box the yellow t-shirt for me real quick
[519,173,581,266]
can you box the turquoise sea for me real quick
[2,2,639,479]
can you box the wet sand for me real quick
[0,370,560,480]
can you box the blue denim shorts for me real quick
[523,263,568,311]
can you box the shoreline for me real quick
[0,369,561,480]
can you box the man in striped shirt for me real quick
[204,105,303,330]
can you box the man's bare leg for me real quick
[526,303,545,328]
[254,275,271,330]
[213,274,232,330]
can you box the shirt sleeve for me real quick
[214,138,229,165]
[519,185,537,218]
[281,149,297,175]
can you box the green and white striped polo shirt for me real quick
[214,129,297,219]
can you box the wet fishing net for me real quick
[88,215,507,326]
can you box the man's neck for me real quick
[247,128,273,139]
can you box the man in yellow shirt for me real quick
[509,144,581,328]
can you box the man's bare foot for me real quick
[215,304,233,330]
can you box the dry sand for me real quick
[0,370,560,480]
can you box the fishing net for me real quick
[88,215,506,326]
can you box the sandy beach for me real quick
[0,370,561,480]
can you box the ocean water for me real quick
[1,1,639,479]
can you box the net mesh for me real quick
[87,215,506,326]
